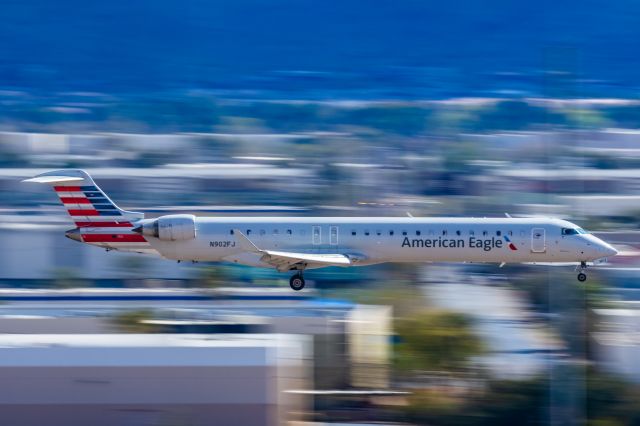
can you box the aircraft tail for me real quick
[24,169,143,225]
[23,170,153,252]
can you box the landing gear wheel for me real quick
[577,273,587,282]
[289,274,305,291]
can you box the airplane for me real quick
[24,169,618,290]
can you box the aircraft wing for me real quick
[233,229,353,271]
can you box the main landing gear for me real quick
[577,261,587,282]
[289,273,305,291]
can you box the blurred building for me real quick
[593,307,640,383]
[0,288,393,391]
[0,333,311,426]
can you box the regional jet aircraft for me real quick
[25,170,618,290]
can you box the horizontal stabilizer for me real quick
[23,176,84,184]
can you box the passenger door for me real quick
[531,228,546,253]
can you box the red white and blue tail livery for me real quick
[24,169,154,254]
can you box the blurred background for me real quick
[2,0,640,425]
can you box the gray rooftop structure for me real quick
[0,333,311,426]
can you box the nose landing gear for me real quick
[289,273,305,291]
[576,261,587,282]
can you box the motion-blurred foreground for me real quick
[3,1,640,425]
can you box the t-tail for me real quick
[24,170,153,253]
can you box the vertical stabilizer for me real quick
[24,170,153,253]
[24,169,143,226]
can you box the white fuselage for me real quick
[28,170,617,278]
[141,217,616,269]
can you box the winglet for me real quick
[233,229,262,253]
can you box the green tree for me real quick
[402,388,466,425]
[51,267,88,289]
[196,265,232,288]
[401,376,547,426]
[586,368,640,425]
[110,309,160,333]
[395,309,484,373]
[117,256,151,280]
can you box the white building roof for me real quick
[0,334,308,367]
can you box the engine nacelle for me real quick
[135,214,196,241]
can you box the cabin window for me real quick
[508,230,513,236]
[376,230,382,236]
[259,229,266,236]
[389,230,394,236]
[402,231,407,236]
[496,230,501,236]
[469,230,474,236]
[246,230,252,235]
[352,231,357,236]
[416,230,421,236]
[287,229,292,235]
[365,230,370,236]
[230,230,234,235]
[456,230,461,236]
[442,230,447,236]
[482,231,488,236]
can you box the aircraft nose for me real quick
[602,243,618,257]
[594,237,618,257]
[65,228,82,242]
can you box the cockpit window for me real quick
[562,228,589,235]
[562,228,579,235]
[562,227,588,235]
